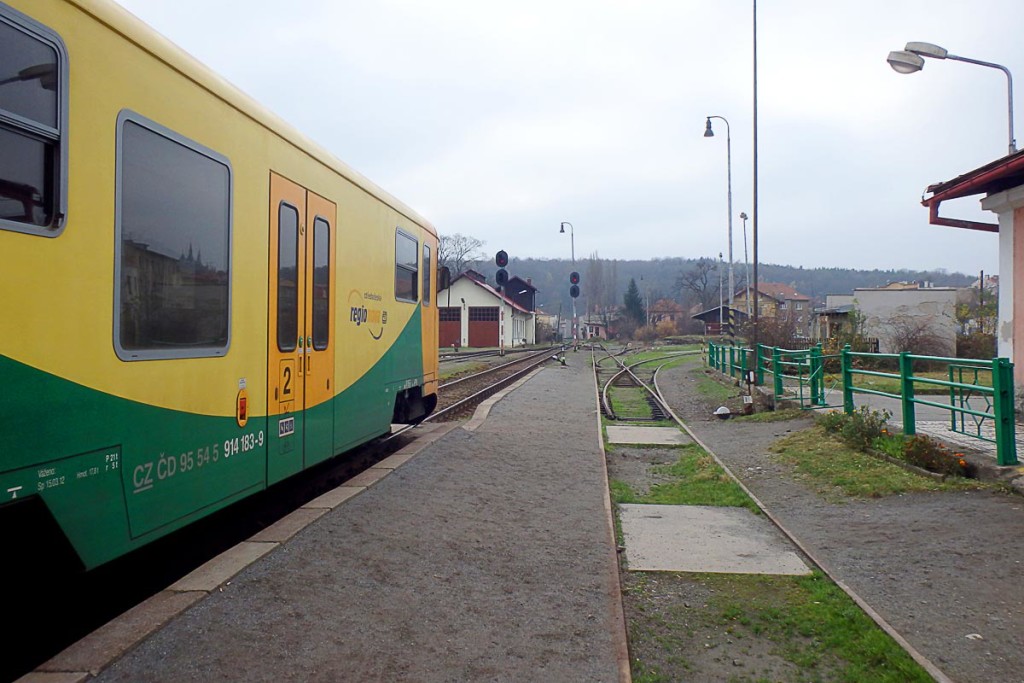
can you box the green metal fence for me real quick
[706,340,1018,466]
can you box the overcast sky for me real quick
[111,0,1023,275]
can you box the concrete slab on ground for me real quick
[619,503,810,575]
[606,425,691,446]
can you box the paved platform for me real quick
[606,425,692,445]
[38,361,627,683]
[619,504,810,575]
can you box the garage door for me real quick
[467,306,499,347]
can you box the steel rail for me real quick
[427,352,554,422]
[439,347,558,390]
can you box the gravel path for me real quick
[93,360,625,682]
[658,362,1024,683]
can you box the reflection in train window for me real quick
[312,217,330,350]
[0,7,68,234]
[422,244,431,307]
[395,229,418,303]
[115,113,232,360]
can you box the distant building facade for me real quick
[437,270,536,348]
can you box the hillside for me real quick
[460,257,977,319]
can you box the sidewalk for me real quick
[64,361,627,682]
[662,363,1024,683]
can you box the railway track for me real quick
[595,345,699,422]
[427,347,558,422]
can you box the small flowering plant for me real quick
[818,409,977,479]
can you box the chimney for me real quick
[527,278,532,286]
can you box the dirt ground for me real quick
[627,361,1024,683]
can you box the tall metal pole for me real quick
[560,221,576,345]
[704,116,734,308]
[718,252,724,334]
[751,0,759,345]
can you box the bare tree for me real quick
[884,314,952,356]
[674,257,721,312]
[438,233,485,275]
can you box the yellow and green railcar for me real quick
[0,0,439,571]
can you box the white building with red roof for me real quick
[437,270,536,349]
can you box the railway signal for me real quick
[569,271,580,299]
[495,250,509,288]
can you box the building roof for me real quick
[447,273,532,314]
[738,282,810,302]
[691,306,749,322]
[922,147,1024,232]
[507,275,538,292]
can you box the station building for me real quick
[437,270,536,349]
[922,148,1024,409]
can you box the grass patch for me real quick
[624,571,932,683]
[611,444,757,512]
[732,408,807,423]
[770,426,984,499]
[823,370,992,396]
[709,572,932,682]
[608,385,658,419]
[438,362,488,381]
[695,373,736,403]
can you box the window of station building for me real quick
[422,243,431,307]
[311,217,330,350]
[115,112,232,360]
[0,6,68,235]
[468,307,499,322]
[395,229,418,303]
[439,307,460,322]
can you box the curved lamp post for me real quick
[704,116,734,309]
[559,221,576,343]
[739,211,751,317]
[888,41,1016,155]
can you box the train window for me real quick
[311,217,330,350]
[0,6,68,235]
[422,244,431,307]
[277,203,299,352]
[115,112,232,360]
[395,229,418,303]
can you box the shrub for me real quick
[957,332,996,359]
[819,407,891,450]
[902,436,975,478]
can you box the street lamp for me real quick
[739,211,751,317]
[888,41,1016,155]
[559,221,576,343]
[704,116,734,309]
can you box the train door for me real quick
[267,173,336,484]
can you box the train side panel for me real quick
[0,0,438,570]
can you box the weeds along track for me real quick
[595,344,698,422]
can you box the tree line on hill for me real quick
[438,234,977,322]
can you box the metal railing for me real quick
[706,341,1018,465]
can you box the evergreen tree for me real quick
[624,278,645,324]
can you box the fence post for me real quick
[899,352,916,436]
[755,344,765,386]
[992,357,1018,466]
[810,344,823,406]
[842,344,853,414]
[708,341,715,369]
[729,346,736,378]
[772,347,783,399]
[740,346,749,385]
